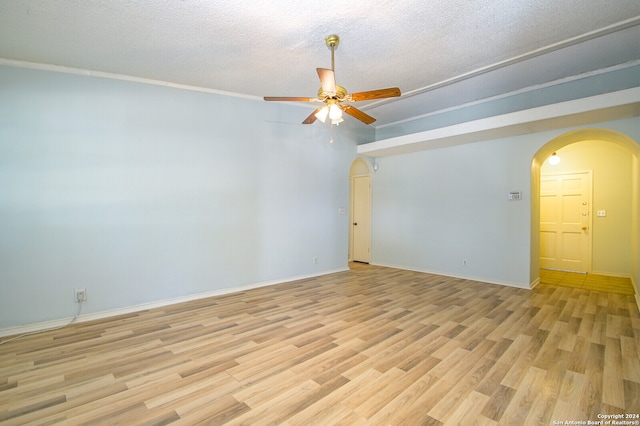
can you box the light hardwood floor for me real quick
[540,268,635,295]
[1,263,639,425]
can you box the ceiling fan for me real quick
[264,35,401,125]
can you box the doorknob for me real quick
[582,226,588,230]
[353,222,358,226]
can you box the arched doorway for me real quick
[349,158,373,263]
[531,129,640,299]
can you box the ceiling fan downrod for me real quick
[325,34,339,72]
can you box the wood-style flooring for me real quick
[540,268,635,295]
[1,263,639,425]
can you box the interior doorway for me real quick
[349,158,373,263]
[531,129,640,299]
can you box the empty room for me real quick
[1,1,640,424]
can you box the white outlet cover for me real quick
[74,288,87,301]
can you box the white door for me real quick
[540,172,592,272]
[352,175,371,263]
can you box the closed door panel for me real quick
[540,172,591,272]
[352,175,371,263]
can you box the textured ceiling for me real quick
[1,0,639,127]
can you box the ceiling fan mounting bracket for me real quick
[325,35,339,49]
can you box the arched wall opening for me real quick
[531,128,640,303]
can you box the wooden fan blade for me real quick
[264,96,316,102]
[340,104,376,125]
[348,87,401,102]
[317,68,336,94]
[302,107,325,124]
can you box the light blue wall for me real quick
[370,118,640,287]
[1,63,637,329]
[0,65,371,328]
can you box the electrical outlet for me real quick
[74,288,87,302]
[463,259,469,267]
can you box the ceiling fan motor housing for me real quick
[318,85,347,101]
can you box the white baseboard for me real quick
[0,268,349,338]
[590,270,632,279]
[370,262,533,290]
[530,277,541,289]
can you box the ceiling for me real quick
[1,1,639,128]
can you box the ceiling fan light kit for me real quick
[264,34,401,126]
